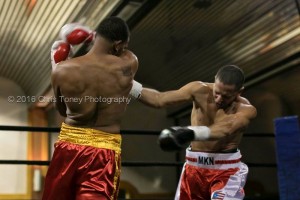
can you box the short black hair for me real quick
[96,16,130,42]
[215,65,245,90]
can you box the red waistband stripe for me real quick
[186,156,241,165]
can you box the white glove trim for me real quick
[187,126,211,140]
[130,80,142,99]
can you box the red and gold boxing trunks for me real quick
[175,148,248,200]
[42,123,122,200]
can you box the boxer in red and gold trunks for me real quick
[43,123,122,200]
[42,17,138,200]
[132,65,257,199]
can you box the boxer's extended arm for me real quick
[131,81,204,108]
[159,105,257,151]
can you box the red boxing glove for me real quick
[51,40,72,69]
[59,23,95,45]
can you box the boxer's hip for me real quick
[185,148,242,169]
[58,122,122,153]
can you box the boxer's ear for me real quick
[112,40,123,55]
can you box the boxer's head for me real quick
[96,16,130,55]
[213,65,245,109]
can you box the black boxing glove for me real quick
[158,126,211,151]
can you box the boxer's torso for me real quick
[53,51,136,133]
[190,82,246,152]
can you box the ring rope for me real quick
[0,125,275,137]
[0,160,277,167]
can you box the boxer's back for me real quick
[52,51,136,133]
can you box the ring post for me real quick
[274,115,300,200]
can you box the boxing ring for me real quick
[0,116,300,200]
[0,126,285,200]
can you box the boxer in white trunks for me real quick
[130,65,257,199]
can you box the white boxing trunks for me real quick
[175,148,248,200]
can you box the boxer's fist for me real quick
[158,127,195,151]
[51,40,71,68]
[59,23,95,45]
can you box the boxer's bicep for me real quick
[51,67,71,117]
[53,86,67,117]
